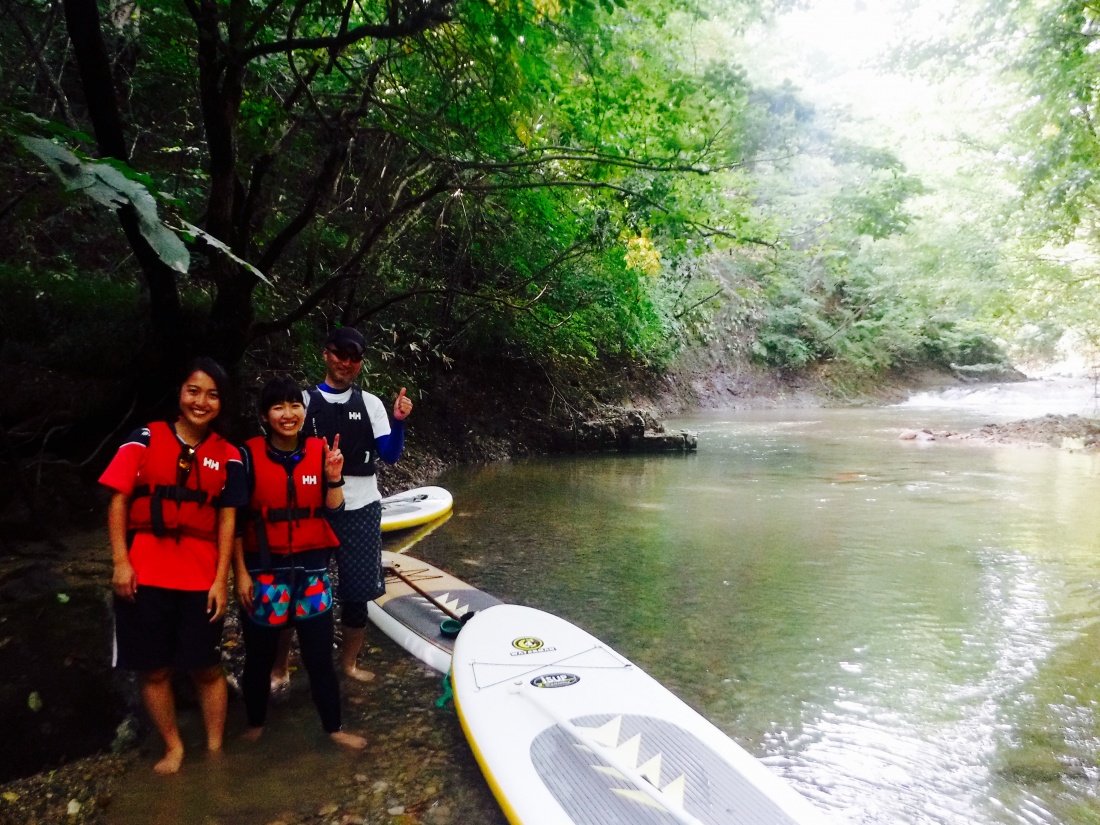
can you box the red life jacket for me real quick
[128,421,231,542]
[242,435,338,557]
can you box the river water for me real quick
[419,377,1100,825]
[109,377,1100,825]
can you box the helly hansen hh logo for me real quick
[203,458,220,470]
[302,475,318,485]
[348,412,362,420]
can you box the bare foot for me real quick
[330,730,367,749]
[343,667,375,683]
[153,746,184,775]
[241,726,264,742]
[270,672,290,692]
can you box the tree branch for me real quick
[674,288,722,319]
[461,178,777,247]
[257,139,349,273]
[5,0,75,127]
[240,3,453,62]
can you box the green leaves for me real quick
[177,222,272,285]
[19,136,273,285]
[12,0,995,382]
[20,136,190,274]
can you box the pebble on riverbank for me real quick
[0,753,131,825]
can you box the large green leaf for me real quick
[178,221,272,285]
[20,136,190,274]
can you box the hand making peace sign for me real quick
[323,433,343,483]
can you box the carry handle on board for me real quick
[384,563,475,625]
[383,493,430,505]
[512,682,706,825]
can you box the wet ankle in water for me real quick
[343,666,375,683]
[330,730,367,750]
[153,746,184,775]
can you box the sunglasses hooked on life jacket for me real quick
[177,444,197,482]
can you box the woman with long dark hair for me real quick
[99,357,247,774]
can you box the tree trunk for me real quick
[61,0,184,363]
[192,0,256,363]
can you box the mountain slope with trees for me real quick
[0,0,1041,539]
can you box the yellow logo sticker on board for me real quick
[512,636,544,652]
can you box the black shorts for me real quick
[328,500,384,604]
[113,585,224,671]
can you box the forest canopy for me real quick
[3,0,978,378]
[4,0,762,371]
[3,0,1085,454]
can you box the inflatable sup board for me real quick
[368,551,501,673]
[380,485,453,532]
[451,604,832,825]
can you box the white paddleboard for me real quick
[451,604,832,825]
[368,551,501,673]
[380,485,453,532]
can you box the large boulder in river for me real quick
[549,408,698,453]
[951,362,1028,383]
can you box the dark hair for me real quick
[260,376,304,414]
[179,357,233,434]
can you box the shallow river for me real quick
[112,378,1100,824]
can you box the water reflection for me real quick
[108,698,363,824]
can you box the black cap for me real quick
[324,327,365,355]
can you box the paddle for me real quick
[513,684,706,825]
[384,562,472,624]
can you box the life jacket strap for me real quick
[251,507,326,569]
[263,506,325,523]
[132,484,211,537]
[252,511,274,572]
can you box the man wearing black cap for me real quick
[293,327,413,682]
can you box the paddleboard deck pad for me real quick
[367,551,501,673]
[380,486,453,532]
[451,604,832,825]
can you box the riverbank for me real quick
[0,515,508,825]
[900,414,1100,450]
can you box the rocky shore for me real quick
[899,413,1100,450]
